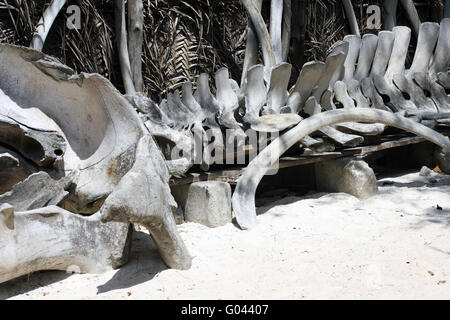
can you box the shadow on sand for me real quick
[96,229,168,294]
[0,229,168,299]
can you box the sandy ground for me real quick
[1,169,450,300]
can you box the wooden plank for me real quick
[353,136,425,156]
[170,150,358,186]
[170,129,450,186]
[170,168,245,186]
[278,149,360,169]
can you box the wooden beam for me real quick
[170,130,450,186]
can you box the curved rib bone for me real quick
[270,0,284,63]
[0,147,38,195]
[233,109,450,229]
[399,0,421,36]
[240,0,276,67]
[100,135,192,270]
[30,0,67,51]
[115,0,136,94]
[384,0,398,31]
[406,22,440,79]
[244,64,267,124]
[0,172,72,211]
[240,0,263,90]
[127,0,144,92]
[342,0,361,37]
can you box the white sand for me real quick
[1,169,450,300]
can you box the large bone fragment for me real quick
[0,44,142,212]
[430,19,450,74]
[0,172,72,211]
[385,27,411,82]
[0,44,191,281]
[127,0,144,92]
[0,148,37,195]
[0,206,132,284]
[100,135,192,270]
[241,0,263,90]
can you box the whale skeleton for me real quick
[1,1,450,283]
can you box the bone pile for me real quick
[136,19,450,175]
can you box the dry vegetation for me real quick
[0,0,443,100]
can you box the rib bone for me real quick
[233,109,450,229]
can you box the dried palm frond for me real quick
[0,0,442,100]
[0,0,119,85]
[143,0,248,101]
[304,0,347,62]
[46,1,118,83]
[0,0,45,45]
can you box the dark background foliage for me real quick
[0,0,444,101]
